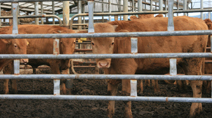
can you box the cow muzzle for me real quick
[97,60,111,68]
[20,59,29,65]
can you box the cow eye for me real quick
[91,42,94,45]
[112,42,114,45]
[14,44,17,47]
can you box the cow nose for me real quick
[21,59,28,64]
[98,62,109,68]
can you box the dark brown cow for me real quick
[3,25,76,94]
[91,16,208,117]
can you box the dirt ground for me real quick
[0,68,211,118]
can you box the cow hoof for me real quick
[124,110,133,118]
[190,103,202,117]
[107,108,115,118]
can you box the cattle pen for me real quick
[0,0,212,117]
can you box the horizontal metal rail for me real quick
[69,9,212,28]
[0,74,211,81]
[0,15,62,26]
[0,95,211,103]
[0,0,69,2]
[0,30,212,39]
[0,53,211,59]
[70,9,212,19]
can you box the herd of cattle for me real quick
[0,14,212,118]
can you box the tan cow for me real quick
[3,25,76,94]
[91,16,208,117]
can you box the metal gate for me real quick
[0,0,211,105]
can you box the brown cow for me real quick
[0,33,28,70]
[91,16,208,117]
[166,19,212,92]
[3,25,76,94]
[130,14,163,21]
[130,14,164,92]
[130,14,154,21]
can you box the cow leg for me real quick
[139,80,143,94]
[107,82,118,118]
[122,80,132,118]
[4,79,9,94]
[152,80,160,93]
[145,80,151,87]
[177,80,187,92]
[183,59,203,117]
[177,80,183,91]
[3,62,16,94]
[61,68,72,95]
[190,80,203,117]
[206,81,211,94]
[32,67,36,74]
[49,61,62,93]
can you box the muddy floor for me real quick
[0,68,211,118]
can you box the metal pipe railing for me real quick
[0,15,62,25]
[0,95,212,103]
[0,0,70,2]
[0,74,211,81]
[0,30,212,39]
[0,53,211,59]
[69,8,212,29]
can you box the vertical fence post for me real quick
[159,0,163,11]
[138,0,142,18]
[41,2,44,24]
[201,0,203,19]
[63,1,69,27]
[52,1,55,24]
[150,0,153,11]
[12,2,20,77]
[78,0,82,29]
[168,0,174,31]
[102,0,104,22]
[168,0,177,84]
[130,38,137,97]
[88,1,94,33]
[123,0,128,21]
[35,2,39,25]
[132,0,134,12]
[170,59,177,76]
[108,0,111,21]
[53,39,60,95]
[183,0,187,16]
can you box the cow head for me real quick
[57,30,76,70]
[1,38,29,64]
[91,23,117,68]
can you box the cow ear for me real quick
[1,39,12,44]
[113,25,118,31]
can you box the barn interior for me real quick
[0,0,212,118]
